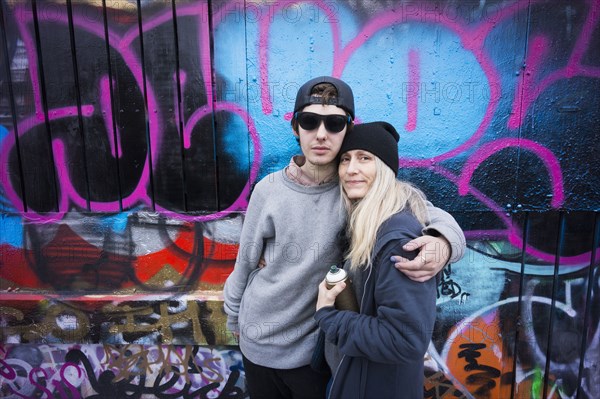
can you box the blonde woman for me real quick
[315,121,437,399]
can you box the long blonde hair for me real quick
[341,157,429,270]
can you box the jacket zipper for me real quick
[328,265,373,398]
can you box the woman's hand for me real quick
[316,279,346,311]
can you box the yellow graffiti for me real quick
[104,301,205,344]
[0,300,235,345]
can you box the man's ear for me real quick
[291,116,300,137]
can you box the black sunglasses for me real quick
[295,112,351,133]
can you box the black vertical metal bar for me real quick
[542,211,566,399]
[0,1,27,212]
[135,0,155,211]
[512,1,533,204]
[171,0,188,212]
[575,212,599,399]
[510,211,530,399]
[205,0,220,210]
[31,0,59,212]
[243,0,251,188]
[65,0,91,211]
[101,0,123,211]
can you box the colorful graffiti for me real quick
[1,0,598,397]
[0,345,245,397]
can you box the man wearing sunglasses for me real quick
[224,76,465,398]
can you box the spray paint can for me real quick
[325,265,359,312]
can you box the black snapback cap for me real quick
[293,76,355,119]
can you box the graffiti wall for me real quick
[1,0,598,397]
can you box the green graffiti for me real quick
[531,367,544,398]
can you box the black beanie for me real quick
[294,76,355,119]
[339,121,400,175]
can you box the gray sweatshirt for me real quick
[223,170,346,368]
[223,168,466,369]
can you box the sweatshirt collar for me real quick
[285,156,337,186]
